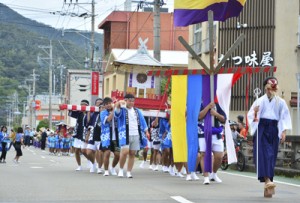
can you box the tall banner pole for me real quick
[253,87,261,177]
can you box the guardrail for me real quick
[239,135,300,176]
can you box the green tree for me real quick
[37,119,49,132]
[160,77,172,98]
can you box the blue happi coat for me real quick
[160,118,172,149]
[100,110,115,148]
[114,107,148,148]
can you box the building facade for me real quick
[98,11,189,55]
[189,0,299,134]
[98,10,189,101]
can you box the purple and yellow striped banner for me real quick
[174,0,247,26]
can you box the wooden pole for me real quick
[178,36,210,73]
[208,11,215,125]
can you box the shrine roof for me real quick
[111,49,188,67]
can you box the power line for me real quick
[58,40,83,66]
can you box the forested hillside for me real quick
[0,3,103,126]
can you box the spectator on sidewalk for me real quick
[41,128,47,150]
[24,126,31,147]
[0,126,10,163]
[14,127,24,163]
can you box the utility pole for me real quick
[57,61,66,122]
[32,69,36,128]
[91,0,95,69]
[63,0,97,104]
[63,0,96,69]
[153,0,161,61]
[49,40,53,130]
[28,83,32,128]
[30,69,39,128]
[133,0,163,61]
[38,40,53,130]
[133,0,164,94]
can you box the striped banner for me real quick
[147,66,277,76]
[59,104,100,112]
[174,0,246,26]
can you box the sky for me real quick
[1,0,174,32]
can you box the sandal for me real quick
[264,188,272,198]
[265,182,276,196]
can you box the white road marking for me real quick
[30,166,43,169]
[220,171,300,188]
[41,156,46,159]
[50,160,55,162]
[32,153,36,155]
[171,196,194,203]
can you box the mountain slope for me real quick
[0,3,103,126]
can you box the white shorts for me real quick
[147,140,153,149]
[199,135,224,153]
[152,141,161,150]
[87,141,101,151]
[73,138,88,149]
[87,143,96,151]
[81,142,87,149]
[94,141,101,150]
[73,138,82,149]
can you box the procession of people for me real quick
[62,76,292,198]
[0,77,292,199]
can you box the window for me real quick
[193,23,202,54]
[203,22,217,53]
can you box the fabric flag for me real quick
[171,75,188,162]
[186,75,202,172]
[174,0,247,27]
[171,72,242,173]
[216,73,242,164]
[203,73,242,172]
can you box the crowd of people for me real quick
[0,76,292,198]
[66,93,249,184]
[66,76,292,198]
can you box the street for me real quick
[0,147,299,203]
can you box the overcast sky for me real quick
[1,0,174,32]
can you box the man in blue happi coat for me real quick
[114,93,149,178]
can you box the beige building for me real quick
[188,0,299,135]
[103,45,188,99]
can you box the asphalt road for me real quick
[0,147,299,203]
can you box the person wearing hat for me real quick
[248,76,292,198]
[68,99,90,171]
